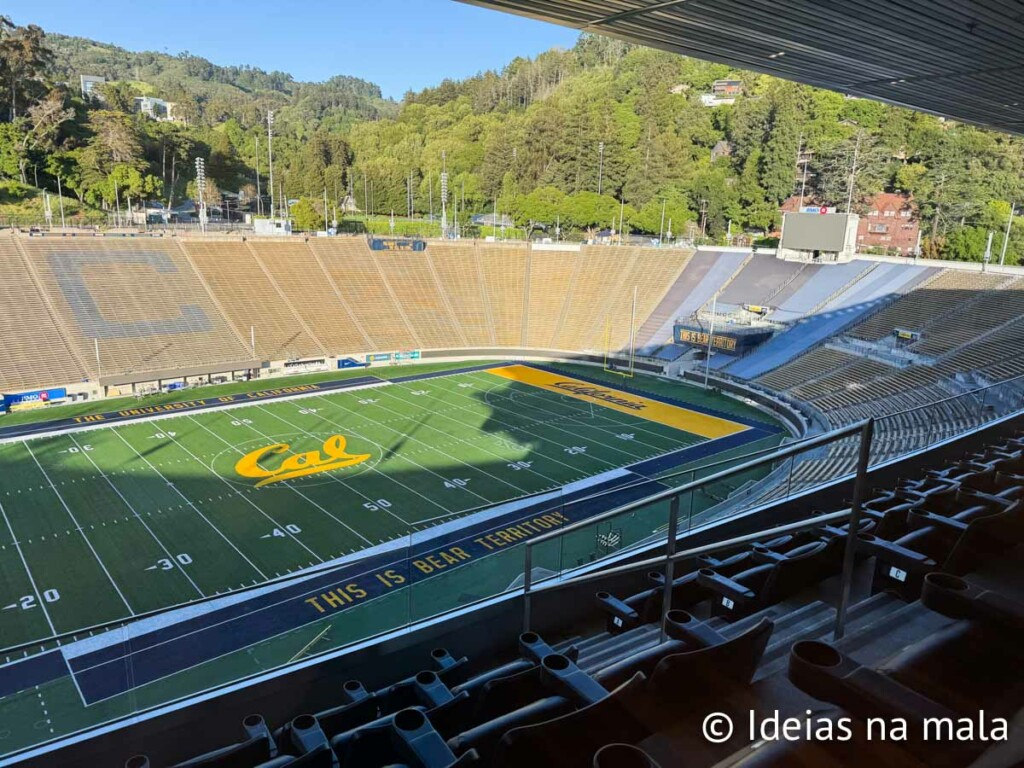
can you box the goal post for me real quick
[603,285,638,378]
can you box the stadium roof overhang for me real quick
[456,0,1024,135]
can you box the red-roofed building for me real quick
[857,193,919,255]
[779,193,920,255]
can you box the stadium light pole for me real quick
[267,111,275,221]
[255,134,262,216]
[659,199,667,246]
[597,141,605,196]
[845,129,862,214]
[703,293,717,390]
[56,175,65,230]
[195,157,208,234]
[999,203,1016,265]
[440,151,449,239]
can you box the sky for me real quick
[11,1,579,99]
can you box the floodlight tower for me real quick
[195,156,208,233]
[267,110,275,220]
[440,151,449,239]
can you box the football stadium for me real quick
[0,2,1023,767]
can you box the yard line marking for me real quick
[150,423,324,564]
[482,382,675,451]
[379,381,621,473]
[109,428,271,580]
[474,381,667,457]
[0,497,56,635]
[64,649,89,707]
[307,393,524,501]
[468,372,700,456]
[68,433,204,599]
[188,414,374,548]
[22,441,135,616]
[328,388,569,487]
[464,371,685,450]
[251,404,451,525]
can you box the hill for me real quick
[0,18,1022,262]
[44,32,397,130]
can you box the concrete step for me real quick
[578,625,662,675]
[754,592,907,681]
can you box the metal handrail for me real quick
[522,418,875,641]
[526,421,866,549]
[525,508,853,594]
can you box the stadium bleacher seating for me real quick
[746,266,1024,428]
[478,244,529,348]
[3,234,1022,453]
[184,241,325,361]
[755,347,858,393]
[133,434,1024,768]
[603,250,689,351]
[309,239,422,352]
[633,250,747,349]
[427,243,497,347]
[523,248,580,348]
[373,250,466,350]
[714,255,805,310]
[848,269,1002,342]
[248,240,373,356]
[20,236,251,378]
[0,236,87,390]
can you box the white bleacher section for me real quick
[722,262,935,379]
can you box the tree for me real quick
[290,196,323,231]
[759,88,800,204]
[185,175,220,208]
[16,89,73,183]
[513,185,566,226]
[0,18,53,121]
[94,81,138,114]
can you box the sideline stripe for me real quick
[485,365,748,439]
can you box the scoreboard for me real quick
[674,324,774,355]
[369,238,427,252]
[676,329,738,352]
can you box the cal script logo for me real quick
[235,435,371,488]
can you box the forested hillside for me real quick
[1,17,1022,262]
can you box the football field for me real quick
[0,362,782,757]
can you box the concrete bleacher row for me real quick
[0,239,88,391]
[750,267,1024,421]
[847,269,1004,343]
[0,235,688,390]
[135,435,1024,768]
[724,262,936,380]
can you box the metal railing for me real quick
[521,418,875,640]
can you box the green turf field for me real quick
[0,363,784,759]
[0,364,765,648]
